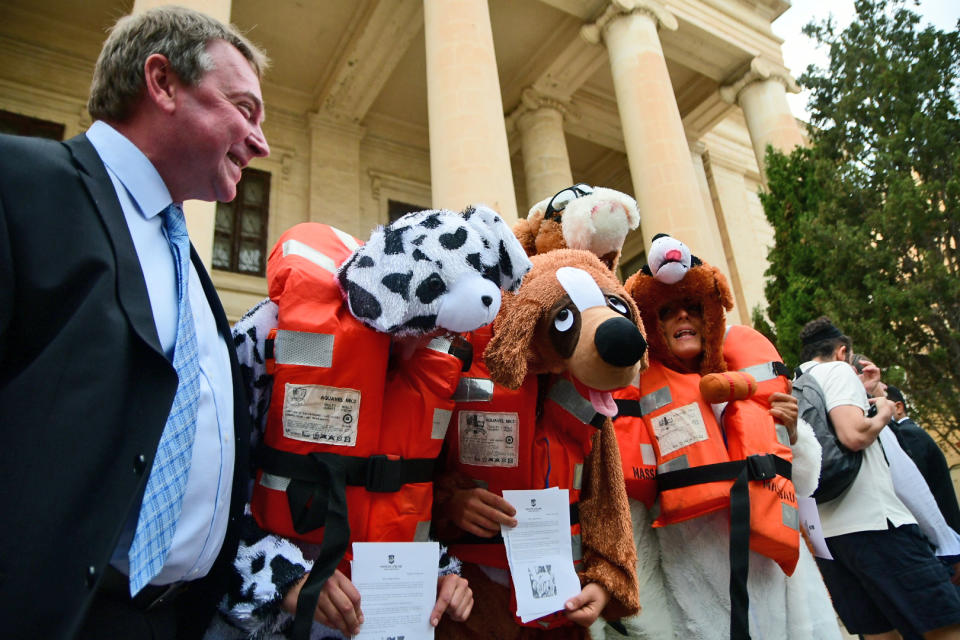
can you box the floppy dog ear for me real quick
[483,296,544,390]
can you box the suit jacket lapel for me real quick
[64,134,165,358]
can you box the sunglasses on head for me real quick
[543,183,594,222]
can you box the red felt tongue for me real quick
[589,388,618,417]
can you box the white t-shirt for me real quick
[799,360,915,538]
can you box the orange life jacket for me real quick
[252,222,463,557]
[721,324,799,576]
[632,358,733,524]
[611,374,658,509]
[445,337,599,629]
[444,325,540,569]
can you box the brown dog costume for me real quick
[435,249,645,639]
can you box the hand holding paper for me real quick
[500,488,582,623]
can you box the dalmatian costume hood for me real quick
[338,205,530,336]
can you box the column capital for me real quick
[507,87,578,132]
[719,56,800,105]
[580,0,678,46]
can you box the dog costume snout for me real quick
[594,316,647,367]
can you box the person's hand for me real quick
[868,396,895,425]
[951,561,960,586]
[563,582,610,627]
[447,487,517,537]
[856,359,883,397]
[281,569,363,636]
[768,391,798,444]
[430,574,474,626]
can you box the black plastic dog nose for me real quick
[594,316,647,367]
[481,295,493,307]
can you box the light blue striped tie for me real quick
[128,203,201,594]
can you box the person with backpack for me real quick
[797,316,960,640]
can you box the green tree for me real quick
[759,0,960,453]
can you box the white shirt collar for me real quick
[86,120,174,219]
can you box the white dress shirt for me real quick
[87,121,235,584]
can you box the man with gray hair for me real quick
[0,6,269,638]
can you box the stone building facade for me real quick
[0,0,805,323]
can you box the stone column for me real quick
[581,0,727,271]
[132,0,233,267]
[511,88,575,211]
[308,112,366,236]
[720,57,805,183]
[423,0,517,222]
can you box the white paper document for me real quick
[798,496,832,559]
[351,541,439,640]
[501,488,582,623]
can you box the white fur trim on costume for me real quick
[790,417,822,498]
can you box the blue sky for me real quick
[772,0,960,119]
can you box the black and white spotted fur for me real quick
[338,205,531,336]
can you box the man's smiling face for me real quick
[167,39,269,202]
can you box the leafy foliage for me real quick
[759,0,960,452]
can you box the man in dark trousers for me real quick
[0,7,269,638]
[886,386,960,536]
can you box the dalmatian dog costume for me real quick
[205,206,531,640]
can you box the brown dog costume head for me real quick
[514,184,640,271]
[624,234,733,375]
[484,249,648,415]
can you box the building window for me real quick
[388,199,423,223]
[213,168,270,276]
[0,109,64,140]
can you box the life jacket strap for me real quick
[656,454,792,640]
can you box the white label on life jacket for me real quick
[458,411,519,467]
[281,382,360,446]
[651,402,708,456]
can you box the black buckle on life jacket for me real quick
[365,455,403,493]
[746,454,777,481]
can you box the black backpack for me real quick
[792,365,863,503]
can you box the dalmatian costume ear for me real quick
[337,207,532,337]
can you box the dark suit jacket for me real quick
[889,417,960,533]
[0,132,251,639]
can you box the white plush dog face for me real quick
[528,185,640,259]
[337,205,532,336]
[645,233,698,284]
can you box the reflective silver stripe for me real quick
[453,378,494,402]
[432,408,453,440]
[782,503,799,531]
[573,463,583,491]
[427,336,452,354]
[259,472,291,491]
[639,386,672,416]
[775,423,791,447]
[640,443,656,466]
[331,227,360,253]
[740,361,778,383]
[571,533,583,561]
[658,455,689,474]
[548,378,595,425]
[281,238,338,274]
[414,520,432,542]
[275,330,334,367]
